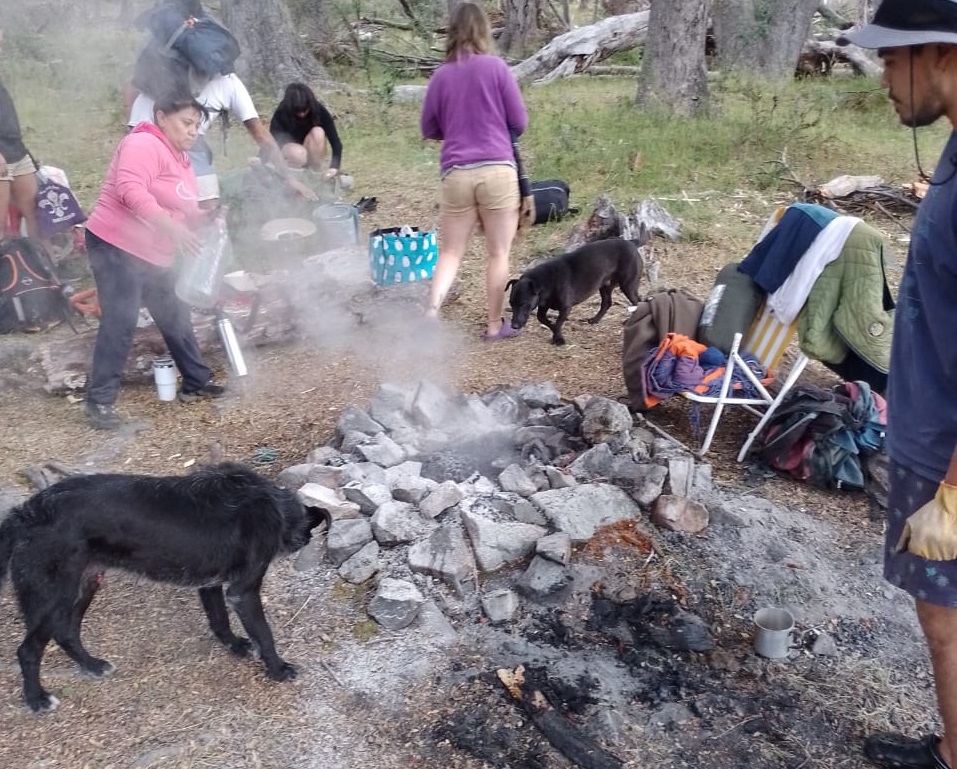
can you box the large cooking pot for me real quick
[258,217,319,260]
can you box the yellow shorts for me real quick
[0,154,37,182]
[441,164,519,218]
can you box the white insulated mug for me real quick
[152,356,178,401]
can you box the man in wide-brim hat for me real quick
[839,1,957,767]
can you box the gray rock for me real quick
[335,405,384,442]
[338,462,388,486]
[481,588,519,623]
[567,443,616,479]
[339,429,372,455]
[411,380,451,428]
[651,495,710,533]
[327,518,374,566]
[811,631,839,657]
[293,538,325,572]
[413,600,458,646]
[342,482,393,514]
[391,474,435,504]
[490,495,547,526]
[307,464,345,489]
[484,390,524,424]
[546,404,582,436]
[580,396,633,446]
[407,523,476,584]
[630,464,669,507]
[277,463,314,490]
[692,463,713,499]
[370,500,436,545]
[297,483,361,520]
[536,531,572,565]
[338,540,380,584]
[515,555,573,598]
[543,465,578,489]
[384,460,423,486]
[571,393,595,413]
[460,508,547,572]
[498,464,539,497]
[357,433,406,467]
[420,480,464,519]
[531,483,641,543]
[517,381,563,409]
[648,610,713,652]
[368,578,425,630]
[666,456,696,497]
[368,382,417,431]
[456,393,503,434]
[307,446,343,465]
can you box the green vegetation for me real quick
[1,21,945,261]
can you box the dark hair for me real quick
[278,82,322,120]
[153,92,209,123]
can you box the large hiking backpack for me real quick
[135,1,240,87]
[0,238,74,334]
[757,381,887,490]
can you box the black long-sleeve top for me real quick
[269,101,343,170]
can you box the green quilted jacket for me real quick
[797,221,894,372]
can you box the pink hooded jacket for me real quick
[85,122,200,268]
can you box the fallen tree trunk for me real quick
[510,10,648,84]
[35,290,297,394]
[803,38,881,77]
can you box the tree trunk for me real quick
[636,0,708,116]
[500,0,541,56]
[221,0,324,96]
[712,0,820,79]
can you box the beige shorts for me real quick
[441,164,519,218]
[0,154,37,182]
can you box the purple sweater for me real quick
[421,53,528,173]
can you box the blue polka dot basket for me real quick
[368,226,438,286]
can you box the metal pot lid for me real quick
[259,217,317,241]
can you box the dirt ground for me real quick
[0,197,930,769]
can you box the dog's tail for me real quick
[0,509,21,591]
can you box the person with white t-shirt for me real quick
[128,73,316,206]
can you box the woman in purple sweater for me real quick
[421,2,528,340]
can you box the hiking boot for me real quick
[84,401,121,431]
[179,380,226,404]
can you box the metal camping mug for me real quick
[152,356,178,401]
[753,607,798,659]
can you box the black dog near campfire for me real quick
[506,237,643,345]
[0,461,327,713]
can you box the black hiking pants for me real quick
[85,229,211,406]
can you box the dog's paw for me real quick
[26,691,60,714]
[227,637,254,657]
[551,337,567,346]
[266,661,298,682]
[82,657,115,678]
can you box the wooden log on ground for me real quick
[497,665,624,769]
[35,290,297,394]
[803,39,881,78]
[510,10,649,84]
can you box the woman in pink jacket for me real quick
[83,94,223,430]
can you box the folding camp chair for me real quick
[680,303,809,458]
[679,206,810,458]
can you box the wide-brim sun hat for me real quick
[837,0,957,49]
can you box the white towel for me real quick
[767,215,861,325]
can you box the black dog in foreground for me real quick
[0,462,326,713]
[506,237,643,345]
